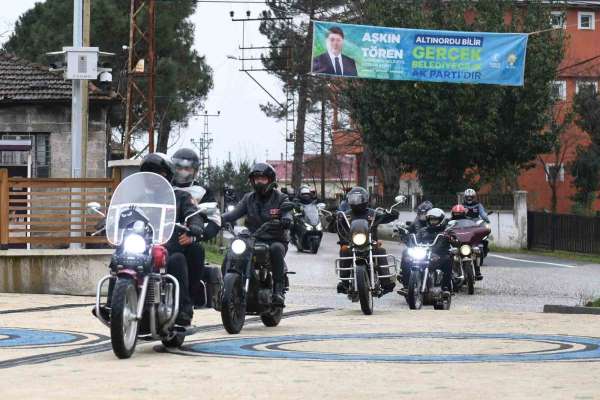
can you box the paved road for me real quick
[286,233,600,312]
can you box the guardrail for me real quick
[0,169,120,248]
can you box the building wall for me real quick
[0,103,108,178]
[519,6,600,213]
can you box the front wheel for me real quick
[110,278,139,359]
[465,261,475,295]
[221,273,246,334]
[406,270,423,310]
[261,307,283,327]
[356,264,374,315]
[310,238,320,254]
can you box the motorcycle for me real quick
[334,196,404,315]
[396,230,452,310]
[91,172,187,358]
[291,202,324,254]
[220,203,294,334]
[446,218,491,295]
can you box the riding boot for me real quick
[272,283,285,306]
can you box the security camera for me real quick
[230,10,234,18]
[98,71,113,83]
[246,10,251,17]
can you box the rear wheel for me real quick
[110,278,139,359]
[406,270,423,310]
[356,264,374,315]
[465,261,475,295]
[261,307,283,327]
[221,273,246,334]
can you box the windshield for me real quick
[106,172,177,246]
[303,203,320,225]
[448,219,478,229]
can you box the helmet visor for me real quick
[348,192,367,206]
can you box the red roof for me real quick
[269,154,357,182]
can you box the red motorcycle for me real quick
[446,218,491,295]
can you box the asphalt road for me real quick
[286,233,600,312]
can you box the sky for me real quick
[0,0,288,166]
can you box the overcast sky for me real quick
[0,1,287,166]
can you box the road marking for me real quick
[489,254,576,268]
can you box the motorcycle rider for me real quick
[336,186,398,294]
[450,204,467,220]
[171,148,221,308]
[463,188,490,262]
[222,162,292,306]
[408,200,433,234]
[415,208,453,296]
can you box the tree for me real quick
[569,86,600,214]
[259,0,347,189]
[538,103,575,213]
[207,160,253,200]
[3,0,213,154]
[344,0,564,196]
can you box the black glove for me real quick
[188,225,204,240]
[281,218,292,229]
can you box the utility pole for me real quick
[191,111,220,184]
[320,96,326,200]
[81,0,90,177]
[71,0,84,179]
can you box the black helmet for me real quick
[347,186,369,213]
[299,185,312,203]
[249,162,277,195]
[416,200,433,221]
[172,148,200,186]
[140,152,174,182]
[426,208,445,228]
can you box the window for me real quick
[578,11,595,30]
[576,80,598,94]
[0,133,50,177]
[551,80,567,100]
[551,11,566,29]
[544,163,565,182]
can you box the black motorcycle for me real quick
[291,202,324,254]
[220,204,294,334]
[334,196,404,315]
[397,231,452,310]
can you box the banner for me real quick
[311,21,528,86]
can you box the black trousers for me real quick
[166,253,192,314]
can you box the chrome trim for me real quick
[94,275,112,328]
[162,274,180,331]
[136,276,150,320]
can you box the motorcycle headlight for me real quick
[231,239,247,255]
[316,222,322,231]
[460,245,472,256]
[305,223,314,231]
[123,234,146,254]
[407,247,427,260]
[227,205,235,212]
[352,233,367,246]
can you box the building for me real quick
[269,153,357,199]
[0,53,116,178]
[518,1,600,212]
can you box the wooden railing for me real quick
[0,169,121,248]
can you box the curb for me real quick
[543,304,600,315]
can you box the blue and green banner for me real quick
[311,21,528,86]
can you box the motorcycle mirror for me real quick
[87,202,105,217]
[394,195,406,203]
[317,203,326,210]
